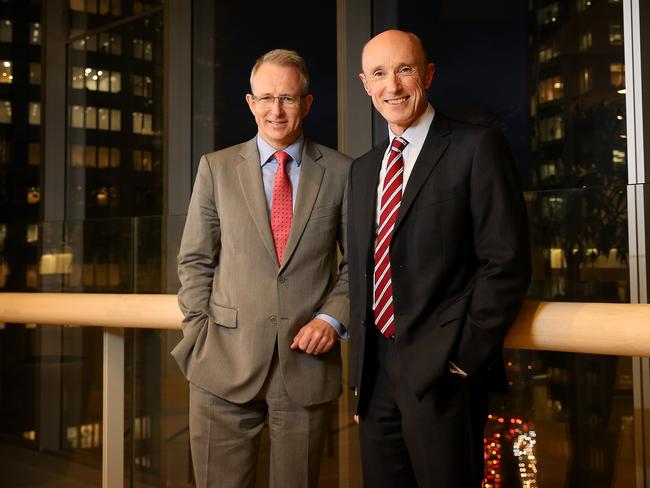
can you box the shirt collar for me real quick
[387,104,435,151]
[257,134,304,167]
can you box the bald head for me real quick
[361,30,429,74]
[359,29,434,135]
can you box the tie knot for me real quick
[391,136,408,152]
[274,151,291,168]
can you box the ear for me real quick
[245,93,256,114]
[424,63,435,90]
[301,94,314,117]
[359,73,372,96]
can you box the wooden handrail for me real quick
[0,293,648,357]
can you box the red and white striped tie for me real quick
[373,136,408,338]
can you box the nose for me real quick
[386,72,401,92]
[270,97,284,115]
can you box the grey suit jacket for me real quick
[171,137,351,407]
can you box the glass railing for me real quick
[0,216,645,487]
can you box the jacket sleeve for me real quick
[176,155,221,335]
[453,129,532,377]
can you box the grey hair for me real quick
[250,49,310,95]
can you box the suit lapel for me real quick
[395,114,451,230]
[236,138,278,263]
[357,141,387,254]
[279,140,324,271]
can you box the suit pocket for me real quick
[436,295,471,327]
[309,203,339,220]
[207,301,238,328]
[415,186,457,212]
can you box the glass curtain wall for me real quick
[371,0,632,487]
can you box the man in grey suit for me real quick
[171,49,350,488]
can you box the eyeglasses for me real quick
[250,94,304,108]
[365,65,419,84]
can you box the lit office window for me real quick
[110,109,121,131]
[29,23,40,45]
[110,72,121,93]
[133,149,153,172]
[0,60,12,84]
[610,62,625,88]
[98,146,109,168]
[69,0,85,12]
[0,20,12,42]
[97,187,108,206]
[99,0,110,15]
[133,38,153,60]
[540,115,564,142]
[132,112,153,135]
[29,63,41,85]
[538,76,563,103]
[70,105,84,128]
[578,32,592,52]
[72,35,98,52]
[576,0,592,12]
[70,144,84,166]
[132,75,152,97]
[539,46,558,63]
[28,143,40,166]
[85,145,97,167]
[85,106,97,129]
[538,3,559,25]
[110,147,120,168]
[612,149,625,165]
[98,70,110,92]
[98,108,110,130]
[71,67,84,89]
[28,102,40,125]
[98,32,121,54]
[0,101,11,123]
[85,68,98,91]
[609,24,623,45]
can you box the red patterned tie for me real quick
[271,151,293,264]
[374,136,408,338]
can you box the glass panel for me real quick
[0,60,12,84]
[66,13,162,220]
[30,62,41,85]
[0,19,12,42]
[28,102,40,125]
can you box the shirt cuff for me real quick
[315,313,349,339]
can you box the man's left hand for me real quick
[290,318,336,355]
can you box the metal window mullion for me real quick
[103,327,124,488]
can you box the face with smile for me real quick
[246,62,313,150]
[359,30,434,135]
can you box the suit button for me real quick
[278,276,286,284]
[270,315,277,325]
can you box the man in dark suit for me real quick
[347,30,532,487]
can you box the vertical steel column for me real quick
[624,0,650,485]
[103,328,125,488]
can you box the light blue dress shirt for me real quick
[256,134,348,339]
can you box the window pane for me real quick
[144,41,153,61]
[132,149,141,171]
[85,68,98,90]
[28,143,40,166]
[133,38,143,59]
[110,72,121,93]
[97,70,110,92]
[85,145,97,167]
[0,20,12,42]
[70,105,84,128]
[111,109,121,131]
[99,0,110,15]
[28,102,40,125]
[85,106,97,129]
[110,147,120,168]
[98,146,109,168]
[30,63,41,85]
[69,0,85,11]
[110,34,121,55]
[0,100,12,123]
[0,60,12,84]
[29,23,40,45]
[70,144,84,167]
[98,108,109,130]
